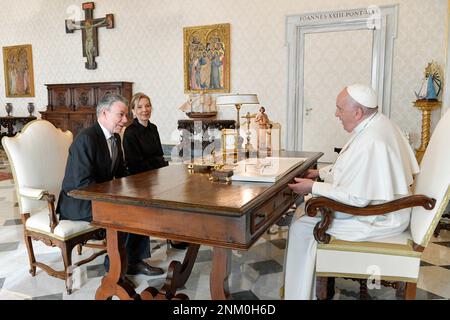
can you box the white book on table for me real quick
[231,157,306,183]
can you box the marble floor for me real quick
[0,149,449,300]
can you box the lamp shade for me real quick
[216,94,259,106]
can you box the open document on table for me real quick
[231,157,306,183]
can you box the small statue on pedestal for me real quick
[415,61,442,101]
[255,106,272,157]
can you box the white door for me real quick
[302,29,373,163]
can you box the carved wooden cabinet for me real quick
[40,81,132,137]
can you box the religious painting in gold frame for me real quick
[2,44,35,97]
[183,23,230,94]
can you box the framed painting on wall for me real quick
[2,44,35,97]
[183,23,230,93]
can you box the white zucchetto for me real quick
[346,84,378,108]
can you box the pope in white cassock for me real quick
[284,84,420,300]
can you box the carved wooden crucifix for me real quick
[65,2,114,70]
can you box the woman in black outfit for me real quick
[123,92,168,174]
[123,92,187,250]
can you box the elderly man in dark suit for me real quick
[56,93,164,277]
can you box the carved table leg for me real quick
[209,247,231,300]
[141,243,200,300]
[316,277,328,300]
[95,230,139,300]
[404,282,417,300]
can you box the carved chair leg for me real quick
[23,233,37,276]
[434,223,442,237]
[327,277,335,299]
[77,244,82,255]
[395,282,405,298]
[316,277,335,300]
[359,279,369,300]
[60,243,74,295]
[404,282,417,300]
[316,277,334,300]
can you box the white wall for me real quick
[0,0,447,147]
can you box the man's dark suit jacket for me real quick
[56,122,126,222]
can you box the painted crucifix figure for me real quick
[65,2,114,70]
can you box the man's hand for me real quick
[303,169,319,180]
[288,177,314,195]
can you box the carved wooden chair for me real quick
[306,109,450,300]
[2,120,106,294]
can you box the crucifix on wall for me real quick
[65,2,114,70]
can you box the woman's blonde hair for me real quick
[130,92,152,112]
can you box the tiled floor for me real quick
[0,149,449,300]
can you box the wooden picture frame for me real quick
[2,44,35,97]
[184,23,230,94]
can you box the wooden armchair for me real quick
[2,120,106,294]
[306,109,450,300]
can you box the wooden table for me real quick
[69,151,323,300]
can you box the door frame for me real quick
[285,5,398,151]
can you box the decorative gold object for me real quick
[413,99,442,163]
[242,112,256,158]
[221,128,239,163]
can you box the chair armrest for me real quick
[306,195,435,217]
[45,193,59,233]
[19,187,59,232]
[19,187,48,200]
[305,195,436,244]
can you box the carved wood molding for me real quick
[29,233,58,247]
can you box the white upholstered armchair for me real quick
[305,109,450,300]
[1,120,106,294]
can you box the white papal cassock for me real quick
[284,111,420,300]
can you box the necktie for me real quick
[109,136,118,173]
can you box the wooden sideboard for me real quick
[40,81,132,137]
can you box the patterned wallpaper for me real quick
[0,0,447,147]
